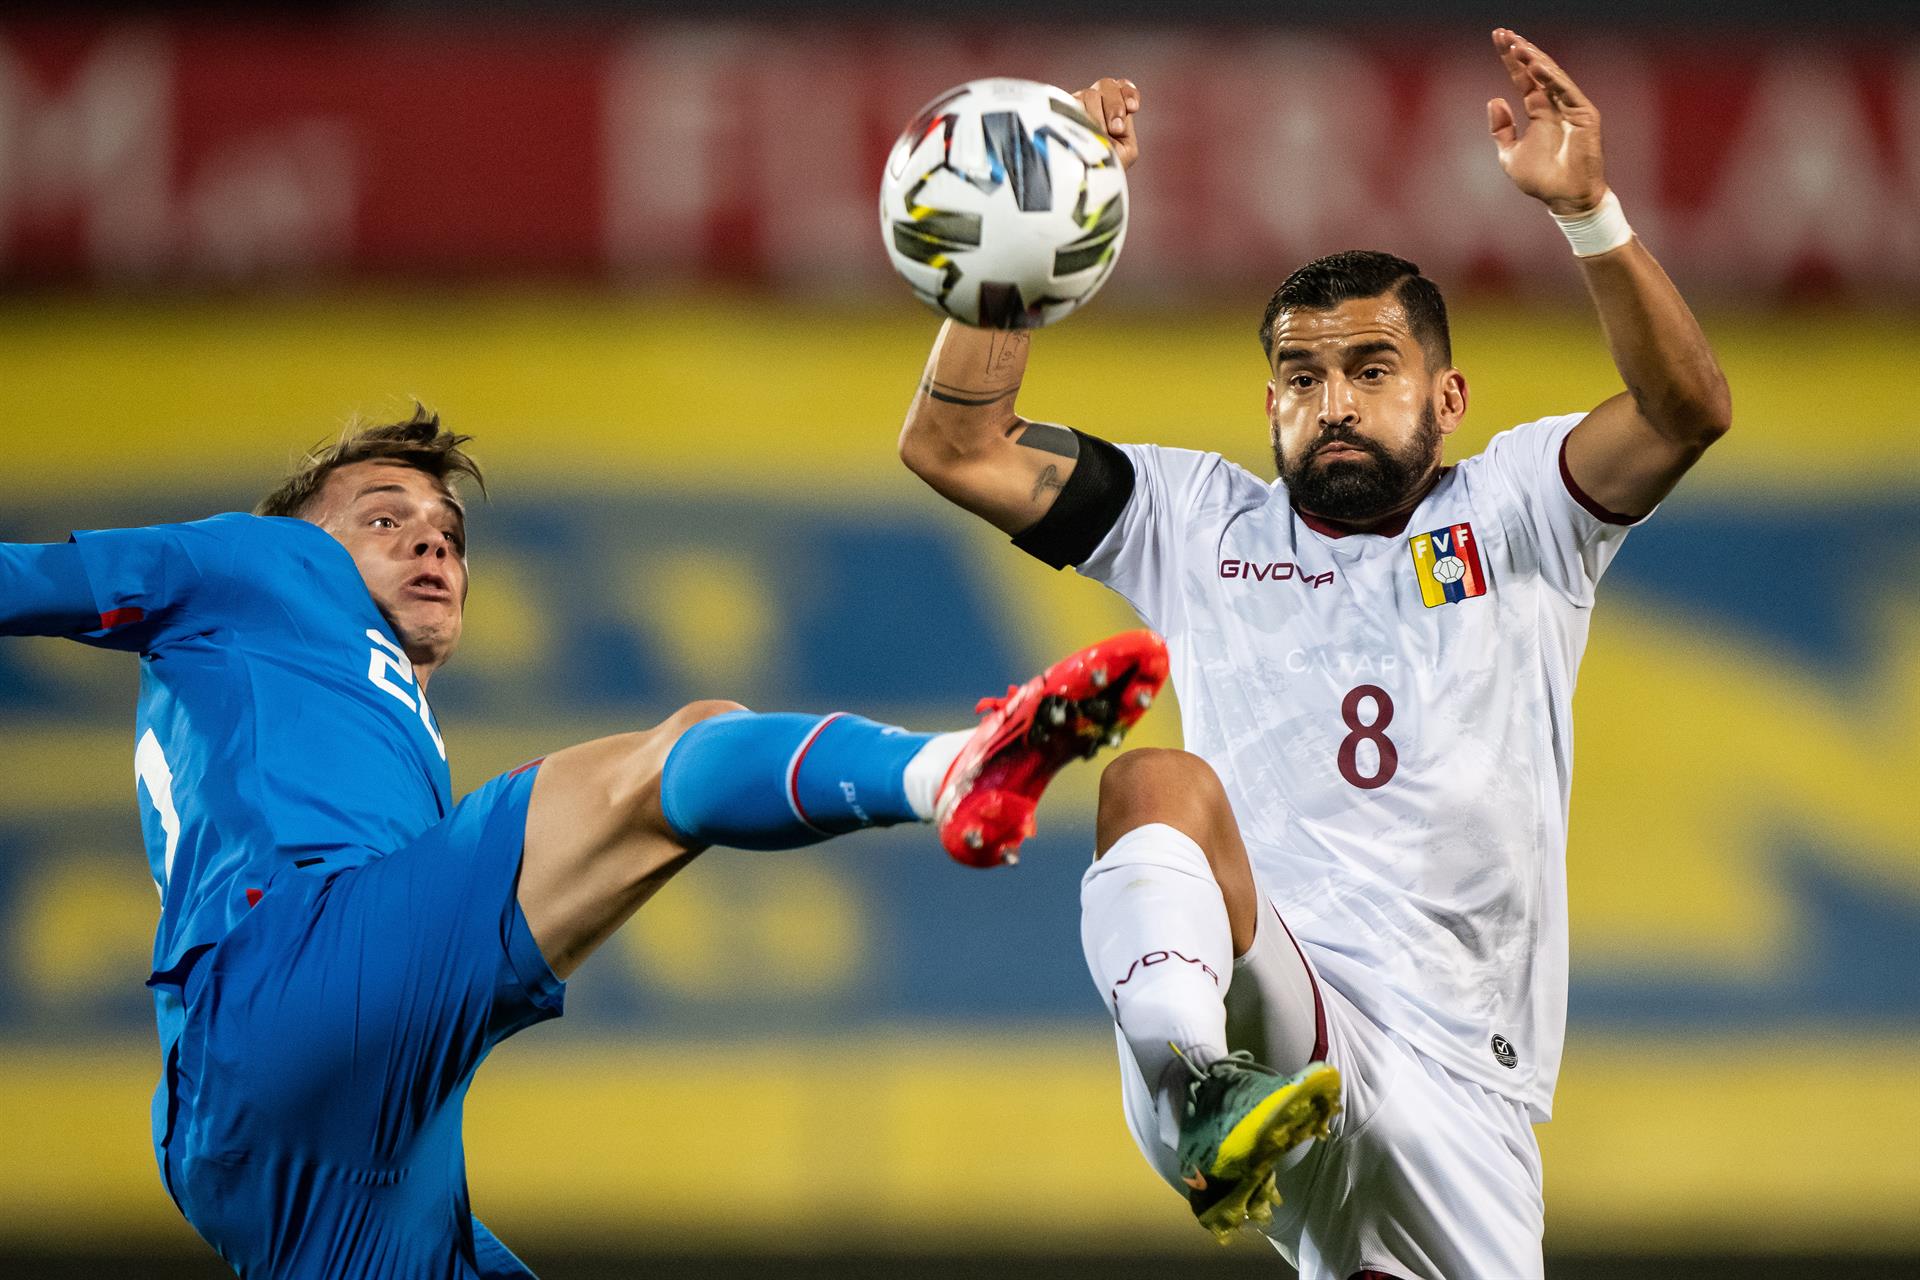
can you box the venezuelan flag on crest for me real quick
[1409,522,1488,608]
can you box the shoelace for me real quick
[1171,1046,1269,1107]
[974,683,1021,715]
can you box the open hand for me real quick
[1074,77,1140,169]
[1487,29,1606,215]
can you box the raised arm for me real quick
[0,517,243,651]
[900,325,1066,534]
[0,541,106,636]
[1488,28,1732,519]
[898,77,1141,537]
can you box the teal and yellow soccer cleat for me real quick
[1175,1051,1342,1243]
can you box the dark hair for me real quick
[256,403,486,519]
[1259,250,1451,370]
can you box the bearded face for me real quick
[1263,294,1464,525]
[1275,401,1444,522]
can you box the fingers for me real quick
[1082,76,1141,139]
[1072,87,1101,129]
[1491,28,1535,100]
[1070,77,1142,168]
[1492,29,1552,121]
[1498,28,1593,113]
[1487,97,1517,151]
[1527,57,1592,113]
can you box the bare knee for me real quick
[1096,746,1261,955]
[518,702,753,978]
[1096,748,1233,855]
[661,698,748,736]
[584,701,747,839]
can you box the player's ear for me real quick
[1436,368,1468,436]
[1265,378,1279,421]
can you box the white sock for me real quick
[1081,822,1233,1150]
[901,730,970,821]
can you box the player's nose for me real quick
[1318,378,1358,428]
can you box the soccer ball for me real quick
[1433,555,1467,584]
[879,78,1128,329]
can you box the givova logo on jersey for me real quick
[1409,522,1487,608]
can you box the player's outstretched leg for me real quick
[1082,748,1340,1242]
[515,630,1169,977]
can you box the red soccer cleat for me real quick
[936,629,1170,868]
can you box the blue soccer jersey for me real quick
[3,512,452,982]
[3,512,568,1276]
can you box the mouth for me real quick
[403,572,454,603]
[1314,441,1371,463]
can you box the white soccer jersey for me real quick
[1078,413,1638,1119]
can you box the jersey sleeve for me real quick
[1477,413,1646,605]
[59,513,260,652]
[1075,443,1234,627]
[0,541,102,637]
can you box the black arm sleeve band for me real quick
[1010,429,1136,571]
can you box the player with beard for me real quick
[897,32,1730,1279]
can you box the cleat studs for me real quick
[1090,666,1108,689]
[1103,729,1125,749]
[964,828,984,851]
[1133,689,1153,709]
[1004,851,1019,866]
[1047,703,1069,726]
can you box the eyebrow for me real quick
[1272,339,1402,368]
[353,482,467,527]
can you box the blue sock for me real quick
[658,712,936,850]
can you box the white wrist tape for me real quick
[1551,189,1633,257]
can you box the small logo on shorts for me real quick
[1491,1034,1518,1068]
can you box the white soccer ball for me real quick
[879,78,1128,329]
[1433,555,1467,584]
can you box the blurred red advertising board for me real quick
[1,21,1915,296]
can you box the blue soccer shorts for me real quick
[155,764,565,1278]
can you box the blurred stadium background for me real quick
[2,2,1916,1277]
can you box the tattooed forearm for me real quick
[1030,464,1067,502]
[900,318,1060,536]
[1010,419,1080,459]
[920,376,1018,408]
[987,330,1031,375]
